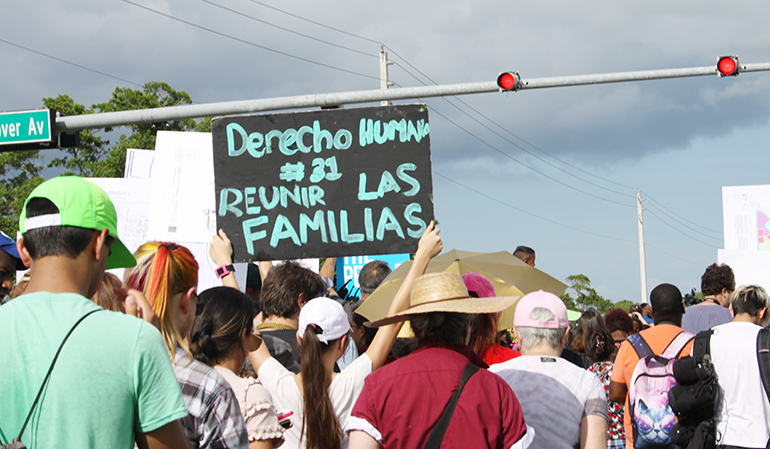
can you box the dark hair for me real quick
[468,312,499,358]
[358,260,391,295]
[731,285,769,318]
[513,246,535,260]
[189,287,256,366]
[300,326,342,449]
[411,312,469,345]
[570,309,606,353]
[604,308,634,335]
[650,283,684,322]
[585,329,615,363]
[260,261,324,319]
[22,197,98,260]
[701,263,735,296]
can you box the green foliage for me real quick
[0,81,209,236]
[560,274,626,315]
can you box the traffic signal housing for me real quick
[497,71,522,91]
[717,56,740,77]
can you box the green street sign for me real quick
[0,109,55,146]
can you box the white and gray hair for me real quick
[517,307,565,351]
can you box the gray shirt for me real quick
[681,303,732,334]
[490,355,608,449]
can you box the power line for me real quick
[434,172,636,243]
[644,201,723,241]
[645,208,720,247]
[121,0,380,81]
[643,190,723,236]
[426,102,635,208]
[242,0,382,45]
[0,37,143,88]
[199,0,377,59]
[645,242,704,267]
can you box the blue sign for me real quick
[335,253,410,292]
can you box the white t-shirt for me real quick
[710,321,770,448]
[490,355,608,449]
[258,353,373,449]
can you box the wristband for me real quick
[215,264,234,278]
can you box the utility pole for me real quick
[379,45,393,106]
[637,190,648,304]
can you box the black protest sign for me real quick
[212,104,434,262]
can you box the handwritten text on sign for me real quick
[212,104,434,262]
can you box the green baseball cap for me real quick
[19,176,137,269]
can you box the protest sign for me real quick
[212,104,434,262]
[335,254,410,293]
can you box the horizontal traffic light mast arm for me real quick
[55,61,770,132]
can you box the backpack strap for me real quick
[628,332,654,359]
[693,330,713,359]
[756,328,770,449]
[422,361,480,449]
[14,309,101,443]
[661,331,695,359]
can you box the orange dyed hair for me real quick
[125,241,199,359]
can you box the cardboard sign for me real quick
[212,104,434,262]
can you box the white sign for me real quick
[722,185,770,251]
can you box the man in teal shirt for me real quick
[0,176,190,449]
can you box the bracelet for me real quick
[215,264,235,278]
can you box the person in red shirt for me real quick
[463,272,521,366]
[347,271,532,449]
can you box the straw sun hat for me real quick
[367,272,520,327]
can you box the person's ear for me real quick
[93,229,110,261]
[16,238,31,268]
[760,307,767,322]
[180,286,196,315]
[560,328,570,347]
[296,331,302,347]
[297,292,307,309]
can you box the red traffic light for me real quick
[717,56,740,77]
[497,72,521,91]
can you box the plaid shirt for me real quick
[174,348,249,449]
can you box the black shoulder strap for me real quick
[15,309,101,442]
[693,329,713,358]
[423,361,480,449]
[756,328,770,449]
[628,332,654,359]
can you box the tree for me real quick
[560,274,614,314]
[0,82,209,236]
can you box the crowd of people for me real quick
[1,175,769,449]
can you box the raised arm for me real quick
[364,221,442,370]
[210,229,239,290]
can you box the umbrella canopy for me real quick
[355,249,568,330]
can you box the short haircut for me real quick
[649,283,684,318]
[358,260,391,295]
[731,285,770,326]
[701,263,735,296]
[513,246,535,261]
[260,261,324,319]
[22,198,98,260]
[604,308,634,334]
[516,307,564,351]
[411,312,469,345]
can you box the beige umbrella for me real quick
[355,249,568,331]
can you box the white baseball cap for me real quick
[297,297,351,344]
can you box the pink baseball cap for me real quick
[513,290,569,329]
[462,272,496,298]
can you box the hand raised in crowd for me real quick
[209,228,234,266]
[416,220,443,261]
[118,288,160,330]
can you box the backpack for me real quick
[627,331,694,449]
[668,330,719,449]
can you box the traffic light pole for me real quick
[54,61,770,132]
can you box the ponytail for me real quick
[300,326,341,449]
[126,242,199,359]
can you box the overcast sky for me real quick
[3,0,770,302]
